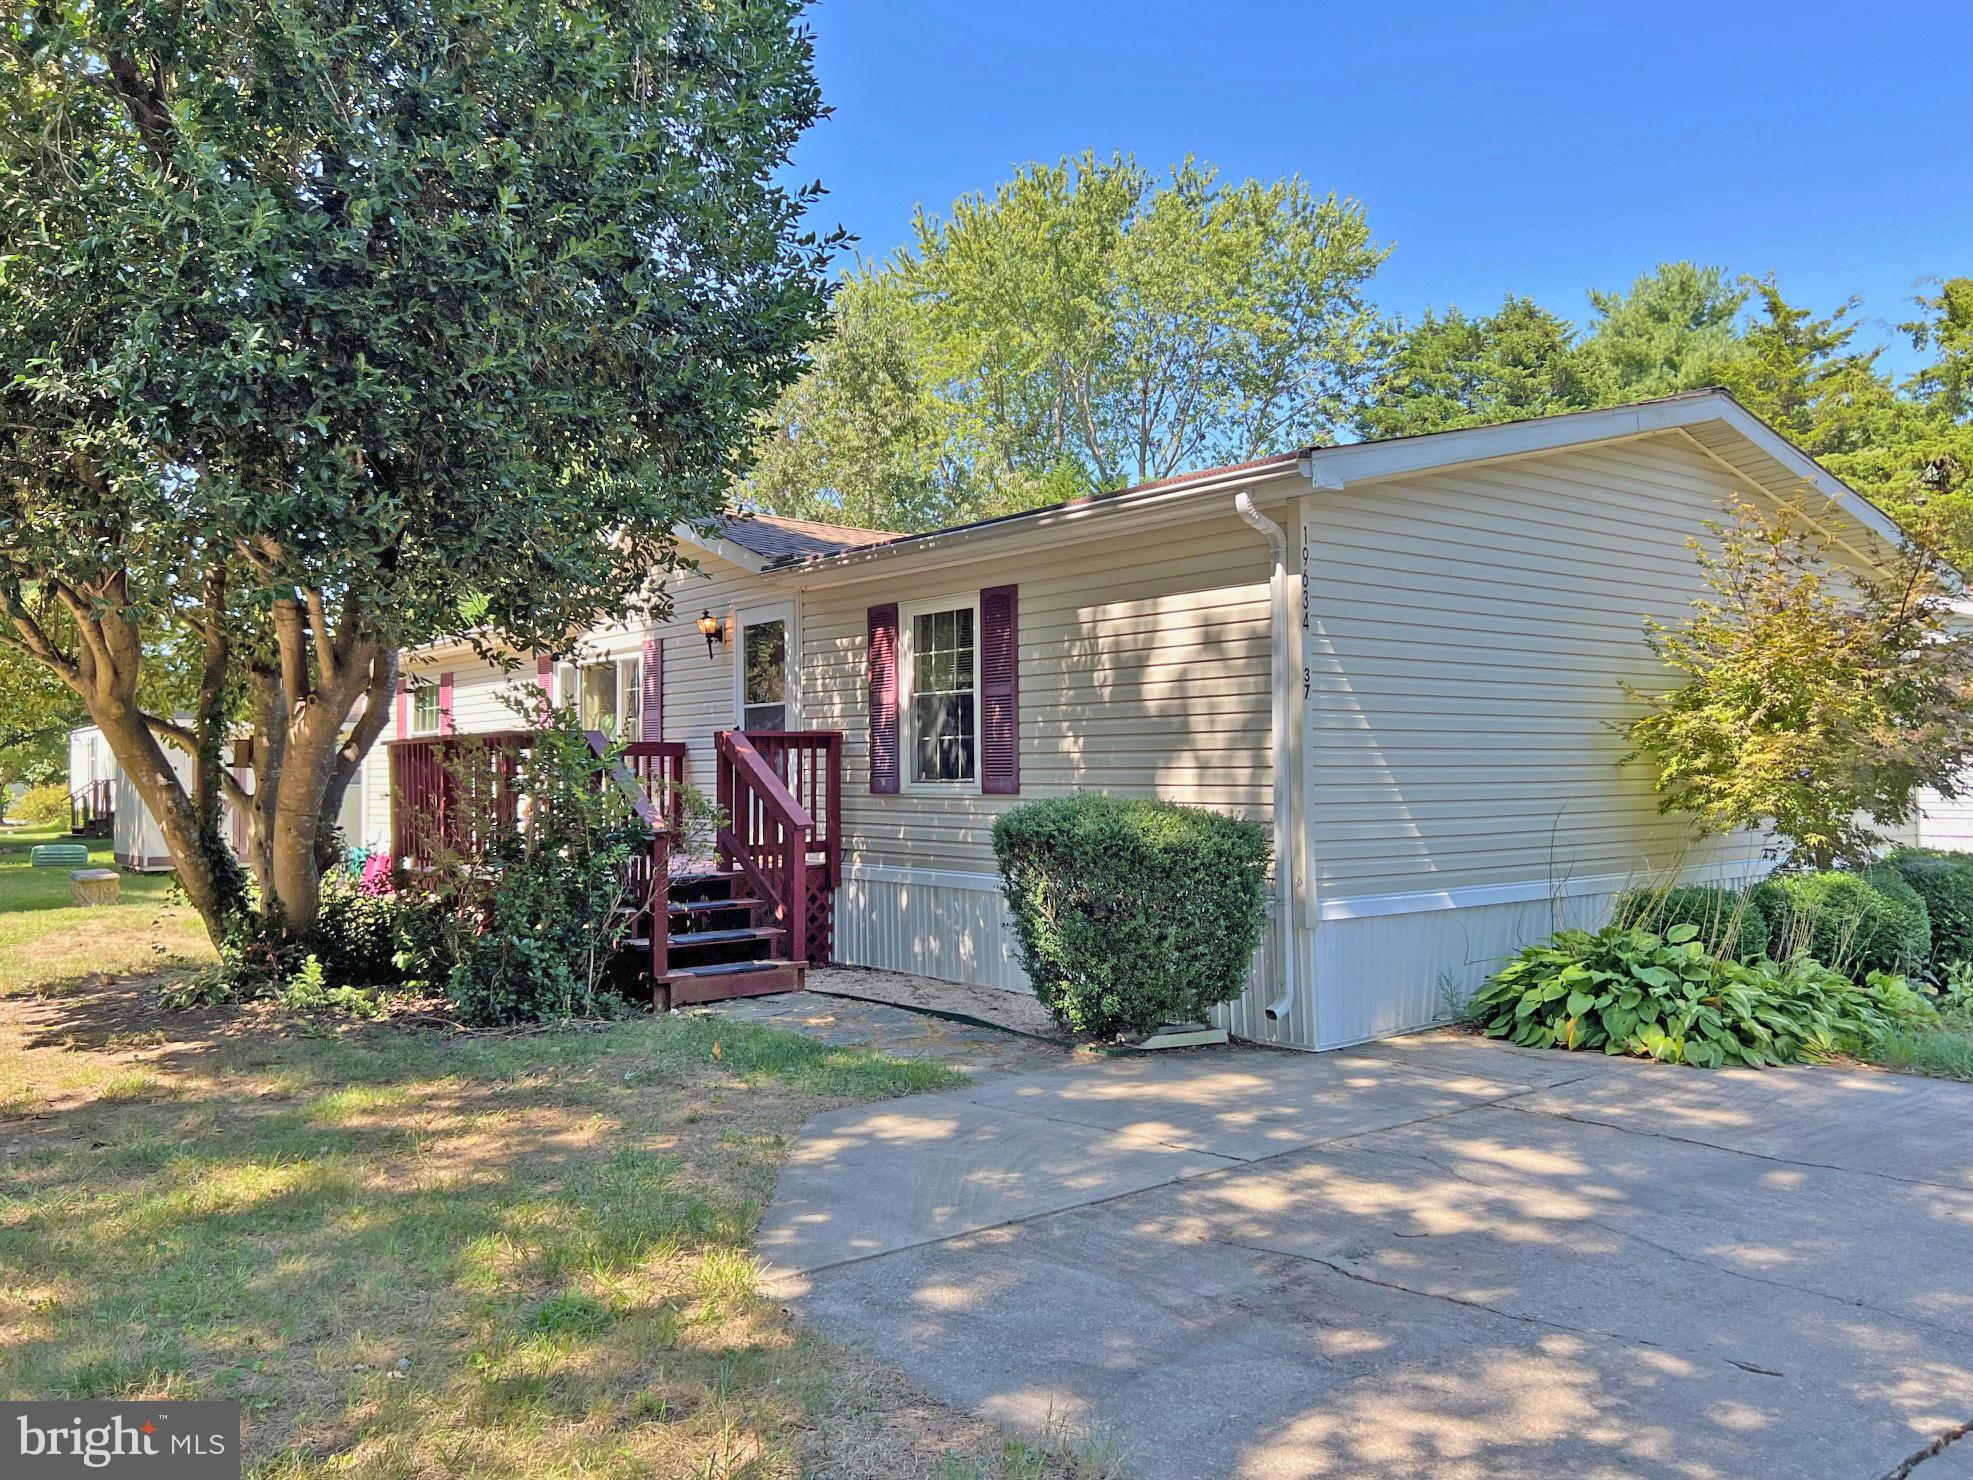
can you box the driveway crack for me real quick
[1209,1232,1805,1383]
[1879,1417,1973,1479]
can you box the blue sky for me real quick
[791,0,1972,375]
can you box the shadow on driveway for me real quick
[761,1032,1973,1480]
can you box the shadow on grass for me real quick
[0,980,965,1474]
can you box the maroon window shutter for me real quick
[437,671,455,735]
[641,637,663,739]
[980,584,1020,794]
[535,654,552,696]
[868,603,900,794]
[394,678,410,739]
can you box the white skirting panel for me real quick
[834,866,1033,992]
[1304,894,1605,1049]
[835,866,1751,1052]
[1208,903,1298,1046]
[834,866,1279,1018]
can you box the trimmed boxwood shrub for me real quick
[992,793,1270,1038]
[1752,867,1931,977]
[1883,847,1973,968]
[1613,884,1770,962]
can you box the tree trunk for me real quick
[315,648,397,873]
[87,702,245,946]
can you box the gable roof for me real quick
[761,390,1912,583]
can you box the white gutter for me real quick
[774,458,1304,587]
[1234,491,1297,1024]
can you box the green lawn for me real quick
[0,821,214,996]
[0,829,1106,1478]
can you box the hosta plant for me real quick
[1472,924,1935,1069]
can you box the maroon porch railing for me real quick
[387,728,674,986]
[717,730,843,964]
[752,730,844,963]
[389,727,842,987]
[621,740,689,838]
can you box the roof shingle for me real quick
[712,513,904,563]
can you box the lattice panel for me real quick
[804,875,836,965]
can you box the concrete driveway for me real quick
[758,1032,1973,1480]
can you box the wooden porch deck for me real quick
[386,727,842,1008]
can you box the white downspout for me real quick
[1234,492,1297,1024]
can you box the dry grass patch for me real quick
[0,972,1104,1477]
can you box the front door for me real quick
[735,604,795,731]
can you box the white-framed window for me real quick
[561,656,641,740]
[735,604,794,732]
[411,683,441,735]
[900,595,979,788]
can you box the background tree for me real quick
[0,647,83,796]
[744,273,982,531]
[747,153,1388,530]
[1353,296,1608,439]
[1826,278,1973,559]
[0,0,837,944]
[1622,496,1973,868]
[1583,261,1751,396]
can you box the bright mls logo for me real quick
[2,1402,239,1478]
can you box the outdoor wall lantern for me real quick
[698,610,726,659]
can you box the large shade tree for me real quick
[0,0,838,943]
[747,153,1389,530]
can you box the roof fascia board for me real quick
[765,465,1306,589]
[1304,393,1913,558]
[1302,398,1714,490]
[1669,427,1889,576]
[1705,398,1910,551]
[672,524,769,574]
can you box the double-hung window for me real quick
[411,684,441,735]
[560,657,642,740]
[902,598,978,787]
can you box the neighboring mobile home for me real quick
[74,390,1915,1048]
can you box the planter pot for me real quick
[69,868,121,907]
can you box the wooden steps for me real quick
[664,959,804,1005]
[633,863,805,1010]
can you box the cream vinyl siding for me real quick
[640,551,781,797]
[1302,432,1778,904]
[796,504,1283,874]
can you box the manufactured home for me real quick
[72,391,1921,1048]
[344,389,1917,1049]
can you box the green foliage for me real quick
[1622,494,1973,866]
[0,648,83,790]
[421,712,655,1025]
[992,793,1271,1039]
[311,871,423,986]
[0,0,836,941]
[1355,296,1609,439]
[1613,883,1769,962]
[9,783,69,827]
[1471,923,1935,1068]
[1752,868,1933,978]
[1583,262,1751,396]
[748,152,1389,530]
[1882,847,1973,969]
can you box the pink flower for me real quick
[359,852,396,897]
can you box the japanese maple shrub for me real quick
[992,793,1270,1038]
